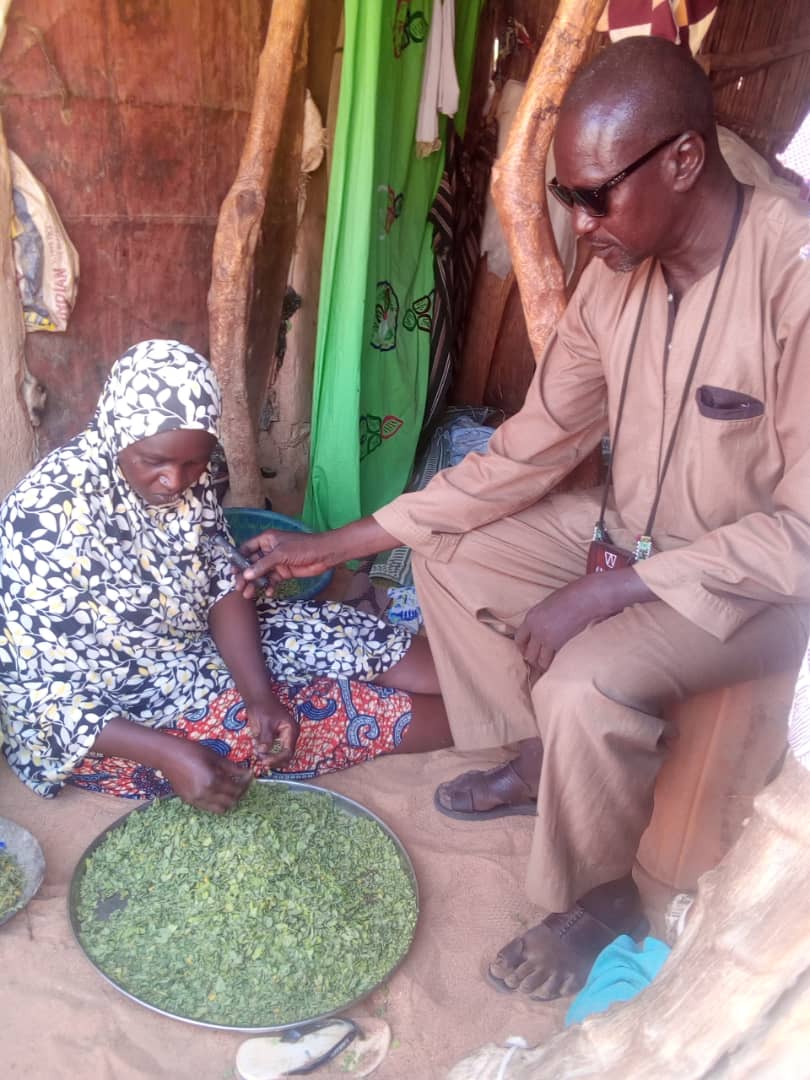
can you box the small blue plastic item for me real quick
[223,508,333,603]
[564,934,671,1027]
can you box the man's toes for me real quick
[489,935,526,980]
[525,965,583,1001]
[487,909,618,1001]
[434,781,453,811]
[511,959,548,993]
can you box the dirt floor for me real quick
[0,572,675,1078]
[0,744,582,1079]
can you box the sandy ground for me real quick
[0,745,576,1080]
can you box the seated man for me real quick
[239,37,810,1001]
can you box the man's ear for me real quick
[669,131,706,193]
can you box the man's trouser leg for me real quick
[527,597,808,913]
[411,494,593,749]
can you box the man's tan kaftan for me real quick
[373,188,810,911]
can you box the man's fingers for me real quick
[240,531,281,556]
[522,634,541,668]
[243,555,278,581]
[532,644,556,677]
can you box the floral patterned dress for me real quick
[0,340,411,798]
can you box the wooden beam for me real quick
[208,0,310,507]
[704,33,810,73]
[490,0,606,366]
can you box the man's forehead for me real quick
[554,109,635,177]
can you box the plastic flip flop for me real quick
[235,1019,357,1079]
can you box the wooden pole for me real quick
[208,0,310,507]
[490,0,606,365]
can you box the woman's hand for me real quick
[160,739,253,813]
[207,592,299,768]
[93,717,249,813]
[245,696,299,769]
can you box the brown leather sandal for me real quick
[487,904,649,1001]
[433,762,537,821]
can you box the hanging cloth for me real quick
[598,0,718,55]
[304,0,483,531]
[415,0,461,158]
[420,120,497,442]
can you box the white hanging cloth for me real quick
[415,0,460,159]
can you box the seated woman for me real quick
[0,340,451,812]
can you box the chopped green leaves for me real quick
[0,849,25,917]
[272,579,300,600]
[75,786,417,1026]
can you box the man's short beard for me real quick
[613,250,644,273]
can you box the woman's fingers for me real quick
[258,718,297,769]
[203,761,251,811]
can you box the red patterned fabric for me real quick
[67,678,413,800]
[597,0,718,54]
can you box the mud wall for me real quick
[0,0,271,455]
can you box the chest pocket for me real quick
[696,385,764,421]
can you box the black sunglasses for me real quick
[548,132,683,217]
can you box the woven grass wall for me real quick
[703,0,810,164]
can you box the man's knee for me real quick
[532,629,670,727]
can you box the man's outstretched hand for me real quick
[515,568,657,677]
[235,517,401,599]
[237,530,334,597]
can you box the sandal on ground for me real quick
[487,905,650,1002]
[236,1017,390,1079]
[433,761,537,821]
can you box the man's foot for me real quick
[487,876,648,1000]
[434,761,537,821]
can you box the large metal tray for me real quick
[68,779,418,1033]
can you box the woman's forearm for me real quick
[93,715,184,768]
[208,590,275,704]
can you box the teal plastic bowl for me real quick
[223,508,333,602]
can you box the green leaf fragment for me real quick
[75,786,416,1026]
[0,850,25,916]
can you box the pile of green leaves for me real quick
[271,579,301,600]
[75,785,417,1027]
[0,849,25,917]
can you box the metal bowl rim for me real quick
[0,815,46,928]
[68,779,418,1033]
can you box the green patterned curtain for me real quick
[304,0,483,529]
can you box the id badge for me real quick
[586,538,636,575]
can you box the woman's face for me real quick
[117,428,217,506]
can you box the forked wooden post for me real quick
[208,0,310,507]
[491,0,606,364]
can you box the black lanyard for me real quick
[594,182,745,560]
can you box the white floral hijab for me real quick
[0,340,235,794]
